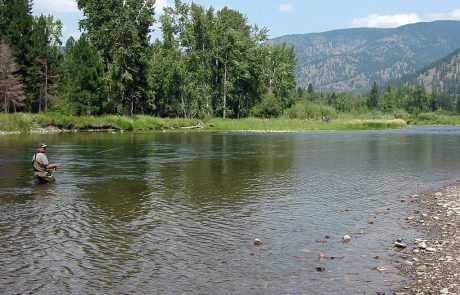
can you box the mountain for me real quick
[269,21,460,93]
[401,48,460,95]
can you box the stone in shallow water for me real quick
[394,241,407,248]
[417,242,427,249]
[342,235,351,243]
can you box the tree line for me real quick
[0,0,458,118]
[0,0,296,117]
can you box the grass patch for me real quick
[204,117,407,131]
[410,112,460,125]
[3,112,460,134]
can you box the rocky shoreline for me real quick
[393,180,460,295]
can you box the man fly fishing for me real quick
[32,143,59,183]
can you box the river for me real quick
[1,126,459,294]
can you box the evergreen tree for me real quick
[59,35,104,115]
[456,95,460,114]
[307,83,313,94]
[367,81,380,110]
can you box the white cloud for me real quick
[34,0,79,14]
[278,4,294,13]
[428,9,460,21]
[350,8,460,29]
[351,13,422,28]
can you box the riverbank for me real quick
[394,180,460,294]
[0,112,410,133]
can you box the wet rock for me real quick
[342,235,351,243]
[417,242,427,249]
[394,241,407,248]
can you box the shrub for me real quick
[282,100,336,120]
[252,92,283,118]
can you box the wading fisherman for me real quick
[32,143,58,183]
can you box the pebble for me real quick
[394,241,407,248]
[253,239,262,246]
[342,235,351,243]
[417,242,427,249]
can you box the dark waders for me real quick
[32,156,55,184]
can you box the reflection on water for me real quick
[1,126,460,294]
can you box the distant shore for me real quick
[2,112,460,135]
[0,113,410,134]
[393,180,460,294]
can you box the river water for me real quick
[1,126,459,294]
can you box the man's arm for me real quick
[46,163,58,170]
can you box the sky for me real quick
[31,0,460,42]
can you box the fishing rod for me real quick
[56,147,121,167]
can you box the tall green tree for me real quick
[77,0,156,115]
[456,96,460,114]
[59,35,104,115]
[28,15,63,112]
[367,81,380,110]
[262,43,296,108]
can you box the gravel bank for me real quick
[394,180,460,295]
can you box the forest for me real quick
[1,0,459,121]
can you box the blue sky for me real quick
[32,0,460,42]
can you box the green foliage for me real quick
[58,35,104,115]
[252,92,282,118]
[367,81,380,110]
[283,100,336,120]
[393,109,410,120]
[77,0,155,115]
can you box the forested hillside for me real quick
[270,21,460,92]
[400,49,460,95]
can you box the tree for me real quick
[263,43,296,108]
[0,0,34,109]
[28,15,63,112]
[307,83,313,94]
[0,41,26,113]
[77,0,156,115]
[378,84,396,113]
[367,81,380,110]
[59,35,105,115]
[456,96,460,114]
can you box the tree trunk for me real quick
[44,61,48,112]
[223,55,228,118]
